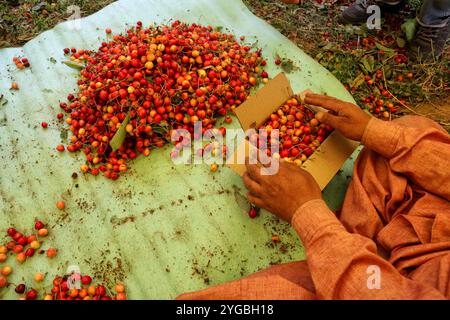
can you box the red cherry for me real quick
[17,236,28,246]
[7,228,16,237]
[35,220,44,230]
[26,289,38,300]
[99,90,109,101]
[95,285,106,297]
[290,147,300,157]
[280,149,289,158]
[13,232,23,241]
[248,207,258,219]
[60,281,69,292]
[15,284,26,294]
[25,248,35,257]
[283,140,292,149]
[27,235,37,244]
[81,275,92,285]
[304,148,313,156]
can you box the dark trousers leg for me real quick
[419,0,450,24]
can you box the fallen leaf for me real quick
[375,43,395,52]
[360,57,372,73]
[350,73,365,89]
[110,113,130,151]
[401,18,417,42]
[62,60,85,70]
[396,37,406,48]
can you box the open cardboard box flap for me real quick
[234,73,294,131]
[228,72,359,190]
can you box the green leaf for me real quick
[372,86,381,95]
[401,18,418,42]
[384,66,392,78]
[110,113,130,151]
[375,43,395,52]
[151,121,170,135]
[350,72,365,89]
[396,37,406,48]
[320,43,334,51]
[62,60,85,70]
[359,57,372,73]
[359,63,366,73]
[368,55,375,71]
[360,56,374,73]
[375,43,397,58]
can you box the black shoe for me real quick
[410,16,450,60]
[338,0,403,25]
[6,0,20,6]
[339,0,382,25]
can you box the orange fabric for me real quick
[178,116,450,300]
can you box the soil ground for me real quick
[243,0,449,130]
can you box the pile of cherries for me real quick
[1,220,125,300]
[58,20,267,179]
[252,97,333,167]
[0,220,58,298]
[39,275,127,300]
[0,220,55,266]
[8,274,125,300]
[12,56,30,69]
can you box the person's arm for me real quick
[291,199,445,299]
[244,160,446,299]
[304,93,450,200]
[243,94,448,299]
[361,117,450,200]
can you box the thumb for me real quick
[316,111,340,128]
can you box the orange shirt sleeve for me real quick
[291,199,446,299]
[361,117,450,200]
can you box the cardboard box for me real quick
[228,73,359,190]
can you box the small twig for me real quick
[381,64,421,116]
[388,89,421,115]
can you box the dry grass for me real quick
[0,0,115,48]
[244,0,450,130]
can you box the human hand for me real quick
[304,93,372,142]
[243,160,322,223]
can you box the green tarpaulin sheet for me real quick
[0,0,359,299]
